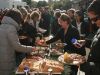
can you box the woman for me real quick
[38,14,86,75]
[0,9,36,75]
[67,8,76,26]
[16,7,29,66]
[74,10,90,37]
[47,14,85,55]
[17,11,40,66]
[51,11,61,36]
[83,0,100,75]
[18,11,40,46]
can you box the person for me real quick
[18,11,40,46]
[0,9,36,75]
[18,7,28,21]
[81,0,100,75]
[74,10,90,37]
[51,11,61,36]
[67,8,76,27]
[37,13,86,75]
[17,10,42,66]
[39,6,51,36]
[16,7,29,67]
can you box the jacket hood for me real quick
[1,16,20,31]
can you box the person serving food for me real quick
[36,13,86,75]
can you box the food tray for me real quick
[16,70,62,75]
[16,56,63,75]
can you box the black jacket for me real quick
[51,18,61,36]
[18,22,37,46]
[73,21,90,37]
[88,28,100,63]
[46,25,86,56]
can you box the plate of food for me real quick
[58,52,84,65]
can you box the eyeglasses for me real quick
[90,16,100,22]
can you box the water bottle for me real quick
[48,67,53,75]
[24,66,30,75]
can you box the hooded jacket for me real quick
[0,16,33,75]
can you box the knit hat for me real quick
[5,8,22,24]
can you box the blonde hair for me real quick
[24,13,30,22]
[30,11,40,20]
[19,7,28,19]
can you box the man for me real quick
[81,1,100,75]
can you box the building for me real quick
[0,0,27,9]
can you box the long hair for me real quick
[30,11,40,21]
[75,10,84,22]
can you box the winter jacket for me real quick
[0,16,33,75]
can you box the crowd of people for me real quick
[0,0,100,75]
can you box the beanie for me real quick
[5,8,22,24]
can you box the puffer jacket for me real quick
[0,16,33,75]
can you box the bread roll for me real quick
[64,52,73,63]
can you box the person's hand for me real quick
[74,43,82,48]
[74,40,85,48]
[78,40,85,45]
